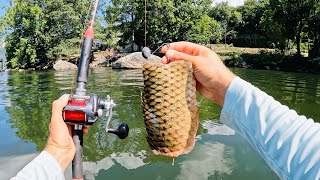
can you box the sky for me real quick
[213,0,245,7]
[0,0,246,16]
[0,0,10,17]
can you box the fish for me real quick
[142,61,199,158]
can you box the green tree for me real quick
[4,2,45,69]
[1,0,89,69]
[307,1,320,57]
[186,15,222,44]
[235,0,268,47]
[105,0,215,50]
[209,2,242,45]
[260,1,287,50]
[264,0,317,56]
[43,0,89,59]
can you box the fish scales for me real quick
[142,61,199,158]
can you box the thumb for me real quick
[161,50,196,64]
[51,94,69,123]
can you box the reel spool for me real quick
[63,94,129,139]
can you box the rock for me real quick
[264,66,270,70]
[225,60,235,67]
[90,56,106,68]
[90,54,124,68]
[53,60,77,71]
[41,66,49,70]
[112,52,161,69]
[240,61,248,68]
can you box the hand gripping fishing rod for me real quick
[62,1,129,179]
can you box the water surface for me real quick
[0,68,319,180]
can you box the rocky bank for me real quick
[52,51,162,71]
[112,52,162,69]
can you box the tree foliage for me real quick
[3,0,320,69]
[105,0,221,49]
[263,0,318,55]
[1,0,88,69]
[235,0,267,47]
[186,15,222,44]
[209,2,242,45]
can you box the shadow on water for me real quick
[0,67,319,179]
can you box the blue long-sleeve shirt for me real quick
[220,77,320,179]
[12,77,320,179]
[11,151,64,180]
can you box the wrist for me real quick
[45,144,75,171]
[212,68,236,106]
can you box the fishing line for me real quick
[198,97,204,107]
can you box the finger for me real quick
[68,125,72,136]
[161,50,197,64]
[161,41,208,56]
[51,94,70,124]
[196,82,203,92]
[83,125,89,134]
[67,124,87,136]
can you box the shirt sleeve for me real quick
[220,77,320,180]
[11,151,65,180]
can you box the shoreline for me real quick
[212,44,320,74]
[220,53,320,74]
[4,45,320,74]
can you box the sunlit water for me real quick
[0,68,319,180]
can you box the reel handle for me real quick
[107,122,129,139]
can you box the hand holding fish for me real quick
[161,42,236,106]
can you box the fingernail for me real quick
[166,50,174,63]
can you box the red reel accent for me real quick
[64,100,87,122]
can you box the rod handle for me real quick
[72,129,83,179]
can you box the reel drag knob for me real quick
[107,122,129,139]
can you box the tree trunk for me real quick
[296,33,301,56]
[131,1,135,51]
[309,36,320,58]
[224,25,227,48]
[296,20,303,56]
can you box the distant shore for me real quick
[210,44,320,74]
[4,44,320,74]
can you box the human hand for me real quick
[161,42,236,106]
[44,94,88,171]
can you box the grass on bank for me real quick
[207,44,320,74]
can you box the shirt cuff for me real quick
[36,151,63,175]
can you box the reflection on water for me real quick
[176,123,235,180]
[0,153,38,179]
[0,68,319,179]
[83,151,147,180]
[201,120,235,136]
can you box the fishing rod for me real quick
[62,0,129,179]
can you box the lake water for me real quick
[0,68,319,180]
